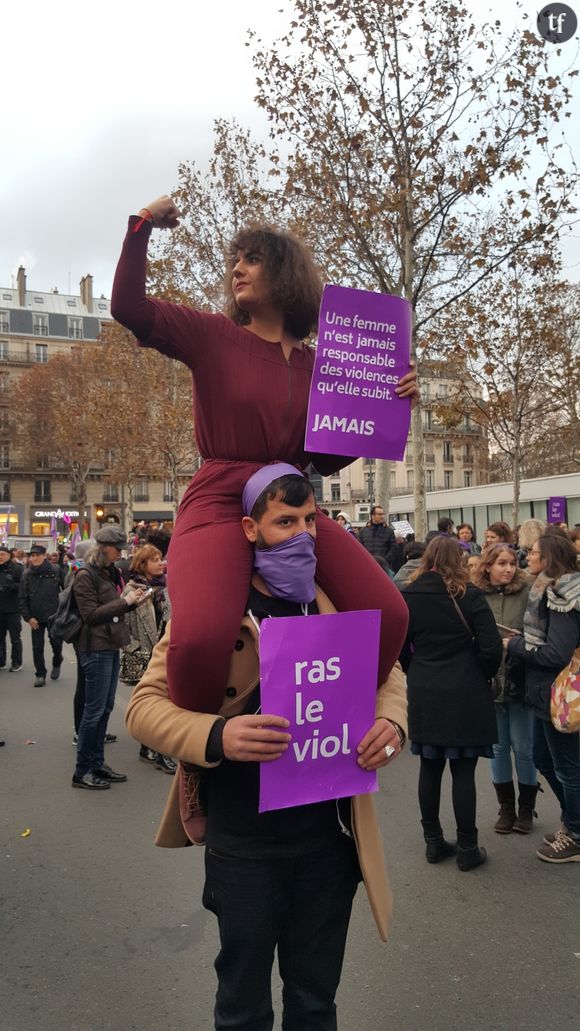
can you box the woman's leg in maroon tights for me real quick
[166,521,253,712]
[314,514,408,683]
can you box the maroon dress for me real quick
[112,218,408,711]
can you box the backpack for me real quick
[48,566,99,646]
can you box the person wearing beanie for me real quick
[0,544,23,672]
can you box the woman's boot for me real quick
[493,781,516,833]
[421,820,457,863]
[513,782,539,834]
[456,830,487,871]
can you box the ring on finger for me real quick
[384,744,396,758]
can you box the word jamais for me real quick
[291,657,351,763]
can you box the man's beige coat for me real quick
[125,584,407,942]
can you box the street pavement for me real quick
[1,632,579,1031]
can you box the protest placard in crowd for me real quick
[259,609,380,812]
[305,284,412,461]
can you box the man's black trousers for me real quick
[202,836,361,1031]
[0,613,22,667]
[31,623,62,678]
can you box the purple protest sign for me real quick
[547,496,567,524]
[259,610,380,813]
[305,284,412,461]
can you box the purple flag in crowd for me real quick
[547,497,567,524]
[259,610,380,813]
[305,284,412,461]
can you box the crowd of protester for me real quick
[341,509,580,866]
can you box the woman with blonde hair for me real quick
[517,518,545,569]
[473,546,536,833]
[121,545,174,774]
[402,537,502,869]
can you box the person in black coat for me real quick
[18,544,63,687]
[0,545,23,671]
[358,504,397,569]
[402,537,502,870]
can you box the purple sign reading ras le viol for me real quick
[547,496,567,524]
[259,610,380,813]
[305,284,412,461]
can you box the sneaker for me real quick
[72,731,78,746]
[139,745,157,764]
[537,830,580,863]
[34,675,46,688]
[9,664,22,672]
[50,665,61,681]
[543,823,567,846]
[104,732,117,744]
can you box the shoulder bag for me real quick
[550,647,580,733]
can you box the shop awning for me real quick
[132,511,174,521]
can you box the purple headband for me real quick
[242,463,305,517]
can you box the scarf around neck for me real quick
[523,571,580,650]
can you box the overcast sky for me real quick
[1,0,578,300]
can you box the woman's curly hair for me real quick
[224,226,323,341]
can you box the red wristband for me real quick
[132,209,153,233]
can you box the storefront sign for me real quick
[259,609,380,812]
[34,509,80,519]
[305,284,412,461]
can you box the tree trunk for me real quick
[125,483,134,533]
[511,445,521,530]
[374,460,392,519]
[411,404,427,540]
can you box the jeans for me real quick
[533,718,580,838]
[490,702,536,785]
[202,838,360,1031]
[31,623,62,678]
[73,644,85,734]
[75,650,120,777]
[0,613,22,666]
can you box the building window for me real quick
[0,444,9,469]
[390,469,396,489]
[426,469,434,491]
[364,457,376,467]
[34,479,51,501]
[0,312,8,333]
[330,483,340,503]
[134,478,149,502]
[407,469,414,490]
[464,471,472,487]
[0,408,9,432]
[163,480,174,503]
[0,373,7,393]
[103,483,119,502]
[0,341,7,361]
[35,343,48,363]
[0,480,10,502]
[68,317,83,340]
[444,470,453,489]
[463,446,473,464]
[465,414,472,429]
[33,313,48,336]
[422,409,433,430]
[443,441,453,463]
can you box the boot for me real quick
[493,781,516,834]
[421,820,457,863]
[456,830,487,871]
[513,782,539,834]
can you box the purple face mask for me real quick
[253,531,317,604]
